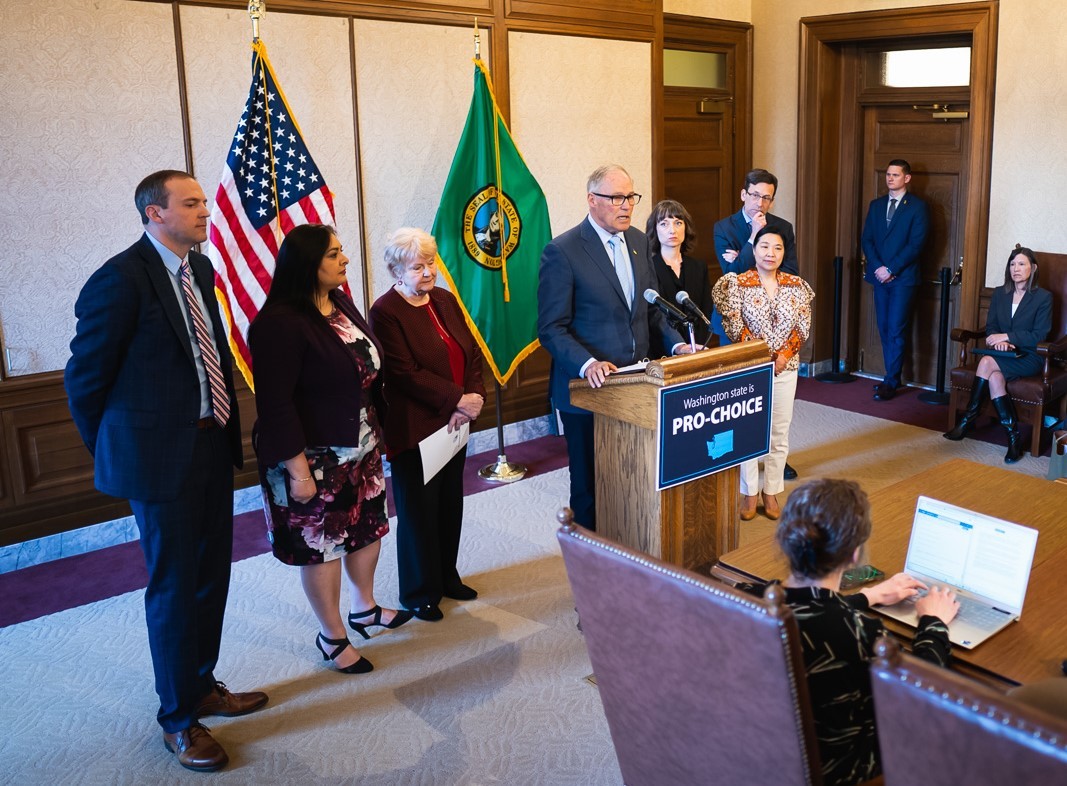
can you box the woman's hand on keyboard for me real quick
[915,585,960,625]
[861,572,928,606]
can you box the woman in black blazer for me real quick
[250,224,411,675]
[646,199,713,346]
[368,227,485,623]
[944,246,1053,462]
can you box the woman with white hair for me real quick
[369,228,486,622]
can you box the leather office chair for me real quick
[870,636,1067,785]
[556,509,824,786]
[947,250,1067,457]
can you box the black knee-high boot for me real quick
[991,395,1024,463]
[944,377,989,440]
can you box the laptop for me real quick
[873,496,1039,650]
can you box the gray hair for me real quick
[383,227,438,278]
[587,164,632,194]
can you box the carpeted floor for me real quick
[0,395,1052,784]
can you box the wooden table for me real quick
[715,459,1067,687]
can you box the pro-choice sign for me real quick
[656,363,774,490]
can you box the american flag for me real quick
[207,40,336,387]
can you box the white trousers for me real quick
[740,368,798,496]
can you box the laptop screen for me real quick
[903,497,1039,614]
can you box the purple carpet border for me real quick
[0,436,569,628]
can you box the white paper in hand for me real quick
[418,421,470,484]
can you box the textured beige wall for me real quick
[509,31,653,237]
[182,7,364,305]
[750,0,1067,285]
[664,0,750,21]
[985,0,1067,284]
[0,0,184,376]
[352,20,486,301]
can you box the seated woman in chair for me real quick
[777,478,958,786]
[944,246,1053,462]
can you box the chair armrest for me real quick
[950,327,985,342]
[1036,333,1067,359]
[950,326,985,367]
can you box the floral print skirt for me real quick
[262,440,389,566]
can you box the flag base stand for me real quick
[478,454,527,483]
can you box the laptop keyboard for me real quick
[907,589,1010,628]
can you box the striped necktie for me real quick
[179,259,230,427]
[886,197,898,225]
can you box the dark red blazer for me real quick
[249,290,385,466]
[369,286,486,456]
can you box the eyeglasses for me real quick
[744,190,775,203]
[592,192,642,207]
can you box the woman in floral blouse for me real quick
[250,224,412,675]
[712,225,814,521]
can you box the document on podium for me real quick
[419,421,470,484]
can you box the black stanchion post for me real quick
[815,255,856,383]
[918,266,952,405]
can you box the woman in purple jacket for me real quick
[250,224,411,675]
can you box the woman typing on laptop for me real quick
[776,479,959,786]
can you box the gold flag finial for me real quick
[249,0,265,43]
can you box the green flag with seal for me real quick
[432,57,551,385]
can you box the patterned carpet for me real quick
[0,398,1051,784]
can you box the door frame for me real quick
[796,1,998,368]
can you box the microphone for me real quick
[643,288,689,323]
[675,290,711,327]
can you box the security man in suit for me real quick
[713,167,800,480]
[537,164,687,530]
[65,170,267,772]
[861,159,930,401]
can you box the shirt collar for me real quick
[587,214,624,246]
[144,232,184,276]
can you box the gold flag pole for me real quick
[470,20,527,484]
[249,0,264,43]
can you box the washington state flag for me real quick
[433,58,551,385]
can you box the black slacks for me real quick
[559,410,596,531]
[390,445,468,608]
[130,426,233,733]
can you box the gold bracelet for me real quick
[291,475,312,483]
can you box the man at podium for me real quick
[537,164,688,530]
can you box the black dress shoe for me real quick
[873,384,896,401]
[443,583,478,601]
[783,463,798,480]
[410,604,444,621]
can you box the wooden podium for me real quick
[569,341,771,573]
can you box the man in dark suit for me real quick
[537,164,687,530]
[713,168,800,480]
[65,170,267,772]
[861,159,930,401]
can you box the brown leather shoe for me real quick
[762,492,781,520]
[196,681,269,718]
[740,494,758,521]
[163,723,228,772]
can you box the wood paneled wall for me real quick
[0,0,658,547]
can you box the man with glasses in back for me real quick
[713,168,800,479]
[538,164,687,530]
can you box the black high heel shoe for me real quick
[347,605,414,640]
[315,633,373,674]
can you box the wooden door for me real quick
[858,104,969,388]
[661,17,751,277]
[662,91,733,272]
